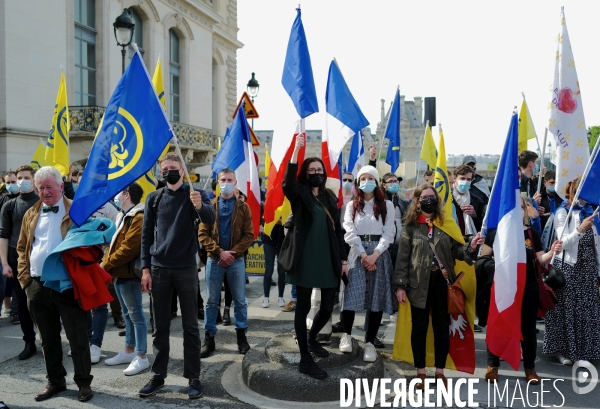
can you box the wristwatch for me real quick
[577,226,585,234]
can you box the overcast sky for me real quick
[235,1,600,156]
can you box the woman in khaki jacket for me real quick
[394,183,482,388]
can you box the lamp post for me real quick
[113,9,135,75]
[247,72,259,129]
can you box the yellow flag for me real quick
[518,99,536,153]
[419,123,437,170]
[392,128,477,372]
[31,141,47,170]
[264,146,271,189]
[45,72,70,176]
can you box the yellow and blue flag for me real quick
[70,50,173,226]
[45,72,70,176]
[31,140,47,170]
[384,87,401,173]
[419,122,437,170]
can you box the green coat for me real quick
[394,223,474,309]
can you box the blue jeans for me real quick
[86,303,108,347]
[115,278,147,355]
[205,257,247,336]
[291,284,297,300]
[263,243,285,298]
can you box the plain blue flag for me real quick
[70,51,173,226]
[281,8,318,118]
[384,88,401,173]
[211,102,251,177]
[579,147,600,206]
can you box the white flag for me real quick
[548,8,589,196]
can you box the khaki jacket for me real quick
[394,223,474,309]
[17,196,73,289]
[102,203,144,278]
[198,196,254,259]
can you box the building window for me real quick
[415,137,420,146]
[169,29,180,122]
[74,0,96,105]
[128,8,143,57]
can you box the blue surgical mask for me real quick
[386,183,400,194]
[342,181,353,190]
[456,181,471,194]
[359,180,377,194]
[72,183,78,192]
[114,199,122,210]
[547,185,555,193]
[17,179,32,193]
[6,184,18,194]
[533,163,540,176]
[220,182,235,195]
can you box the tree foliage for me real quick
[589,126,600,152]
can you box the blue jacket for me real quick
[42,218,116,292]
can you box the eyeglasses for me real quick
[342,178,353,182]
[307,168,324,174]
[420,195,436,201]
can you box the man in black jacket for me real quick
[139,153,215,399]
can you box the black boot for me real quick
[307,337,330,358]
[236,329,251,354]
[200,332,215,358]
[299,353,327,379]
[18,341,37,360]
[222,307,231,326]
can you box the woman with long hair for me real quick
[282,135,347,379]
[394,183,483,388]
[480,197,562,384]
[543,177,600,367]
[341,166,395,362]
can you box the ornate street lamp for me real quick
[113,9,135,74]
[246,72,259,128]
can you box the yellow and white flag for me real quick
[45,72,70,176]
[518,98,537,153]
[548,9,589,196]
[31,140,47,170]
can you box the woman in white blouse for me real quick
[341,166,395,362]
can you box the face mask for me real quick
[456,180,471,194]
[359,180,377,194]
[307,174,324,187]
[533,163,540,175]
[420,197,438,214]
[220,182,235,195]
[72,183,78,192]
[162,169,181,185]
[386,183,400,194]
[342,181,353,190]
[6,184,19,194]
[547,185,555,193]
[17,180,32,192]
[114,197,122,209]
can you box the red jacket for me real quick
[62,245,113,311]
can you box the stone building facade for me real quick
[0,0,241,172]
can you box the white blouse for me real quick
[343,198,395,256]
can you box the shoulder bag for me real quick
[428,242,466,315]
[527,228,557,312]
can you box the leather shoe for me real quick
[370,337,385,349]
[113,317,125,329]
[415,374,427,390]
[435,372,448,388]
[78,385,93,402]
[18,342,37,360]
[34,383,66,401]
[485,366,499,382]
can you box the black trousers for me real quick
[295,286,336,354]
[151,265,200,380]
[410,270,450,369]
[8,247,36,343]
[487,284,539,369]
[26,277,92,387]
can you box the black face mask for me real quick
[163,169,181,185]
[420,197,438,214]
[307,173,324,187]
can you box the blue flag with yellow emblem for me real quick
[384,87,401,173]
[70,50,173,226]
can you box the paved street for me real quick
[0,269,597,409]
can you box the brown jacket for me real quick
[17,196,73,289]
[198,196,254,259]
[102,202,144,278]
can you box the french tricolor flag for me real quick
[482,112,527,370]
[211,102,261,238]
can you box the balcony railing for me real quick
[68,106,216,151]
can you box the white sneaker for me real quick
[390,312,397,323]
[90,345,101,364]
[575,359,592,368]
[339,333,353,353]
[123,355,149,376]
[556,353,573,365]
[262,298,269,308]
[363,342,377,362]
[105,350,137,366]
[278,297,286,307]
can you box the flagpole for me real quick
[536,128,548,194]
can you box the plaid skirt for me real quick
[340,240,394,314]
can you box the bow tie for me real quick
[42,206,59,214]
